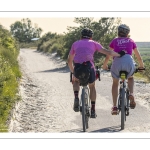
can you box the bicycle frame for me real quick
[69,65,101,132]
[117,67,146,130]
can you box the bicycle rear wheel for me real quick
[85,88,90,129]
[81,88,86,132]
[121,88,125,130]
[125,89,129,116]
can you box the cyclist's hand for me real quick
[138,67,145,72]
[73,74,79,81]
[118,50,126,57]
[102,65,108,70]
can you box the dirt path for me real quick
[9,49,150,133]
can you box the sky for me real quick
[0,17,150,42]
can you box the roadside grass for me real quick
[0,26,21,132]
[29,47,37,49]
[134,72,149,83]
[0,54,21,132]
[135,47,150,82]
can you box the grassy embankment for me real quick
[0,26,21,132]
[134,47,150,82]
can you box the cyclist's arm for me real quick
[133,48,144,68]
[67,54,75,73]
[102,47,113,70]
[100,47,120,57]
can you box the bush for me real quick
[0,25,21,132]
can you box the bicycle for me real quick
[117,67,145,130]
[70,65,100,132]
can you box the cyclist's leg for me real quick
[72,77,80,112]
[88,82,96,102]
[127,63,136,109]
[128,76,134,94]
[112,77,119,107]
[89,82,97,118]
[127,62,135,95]
[73,77,80,92]
[73,64,80,112]
[111,77,119,115]
[128,76,136,108]
[88,64,97,118]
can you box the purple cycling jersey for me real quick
[109,37,137,55]
[69,39,103,66]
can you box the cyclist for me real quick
[67,28,126,118]
[102,24,145,115]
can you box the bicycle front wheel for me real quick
[85,87,90,129]
[81,88,86,132]
[121,88,125,130]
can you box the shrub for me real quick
[0,25,21,132]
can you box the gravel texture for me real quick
[8,49,150,133]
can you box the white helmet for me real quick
[118,24,130,36]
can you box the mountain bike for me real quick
[118,67,145,130]
[70,66,100,132]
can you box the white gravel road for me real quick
[8,49,150,133]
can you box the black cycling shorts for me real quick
[74,61,96,84]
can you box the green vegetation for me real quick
[0,18,43,132]
[10,18,42,43]
[37,17,121,66]
[0,17,149,132]
[138,48,150,61]
[19,40,41,49]
[0,25,21,132]
[137,47,150,81]
[37,17,150,83]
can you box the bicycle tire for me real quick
[81,88,86,132]
[118,89,121,111]
[125,89,130,116]
[85,88,90,129]
[121,88,125,130]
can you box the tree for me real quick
[10,18,43,43]
[37,17,121,66]
[63,17,121,63]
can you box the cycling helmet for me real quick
[118,24,130,37]
[81,28,93,39]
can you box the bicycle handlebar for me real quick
[134,67,146,73]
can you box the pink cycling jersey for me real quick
[69,39,103,66]
[109,37,137,55]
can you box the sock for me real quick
[74,91,79,99]
[91,101,95,110]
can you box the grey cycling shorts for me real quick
[110,54,136,79]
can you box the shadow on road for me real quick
[90,125,121,133]
[37,66,70,73]
[61,125,122,133]
[61,128,84,133]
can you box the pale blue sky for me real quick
[0,17,150,42]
